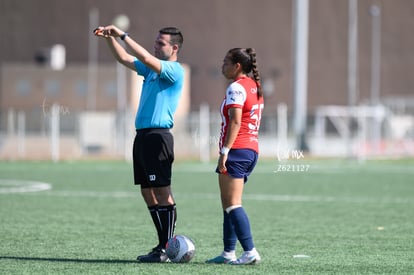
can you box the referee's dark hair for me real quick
[159,27,183,52]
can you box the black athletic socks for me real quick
[148,205,163,248]
[158,204,177,248]
[148,204,177,249]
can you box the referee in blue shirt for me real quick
[94,25,184,263]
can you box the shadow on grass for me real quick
[1,256,212,266]
[0,256,138,264]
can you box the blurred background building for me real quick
[0,0,413,161]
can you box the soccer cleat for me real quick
[137,246,170,263]
[206,252,237,264]
[229,248,261,265]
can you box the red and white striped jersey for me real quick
[219,76,264,153]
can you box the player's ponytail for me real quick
[227,48,263,98]
[246,48,263,98]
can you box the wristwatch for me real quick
[120,32,128,40]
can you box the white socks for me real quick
[222,250,236,259]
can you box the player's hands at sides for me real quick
[218,153,228,174]
[93,25,123,38]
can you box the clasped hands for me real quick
[93,25,123,38]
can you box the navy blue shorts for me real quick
[216,149,258,183]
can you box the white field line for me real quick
[173,163,414,175]
[44,191,414,204]
[0,179,51,194]
[3,188,412,204]
[1,179,412,204]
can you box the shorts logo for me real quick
[149,175,156,181]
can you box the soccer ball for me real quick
[166,235,195,263]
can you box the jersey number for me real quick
[248,103,264,134]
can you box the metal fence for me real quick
[1,102,414,161]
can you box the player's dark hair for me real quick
[227,48,263,98]
[159,27,183,52]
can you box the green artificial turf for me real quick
[0,159,413,274]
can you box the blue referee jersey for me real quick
[133,59,184,129]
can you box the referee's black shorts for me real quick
[133,128,174,188]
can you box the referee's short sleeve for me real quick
[159,61,184,83]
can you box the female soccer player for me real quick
[206,48,264,265]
